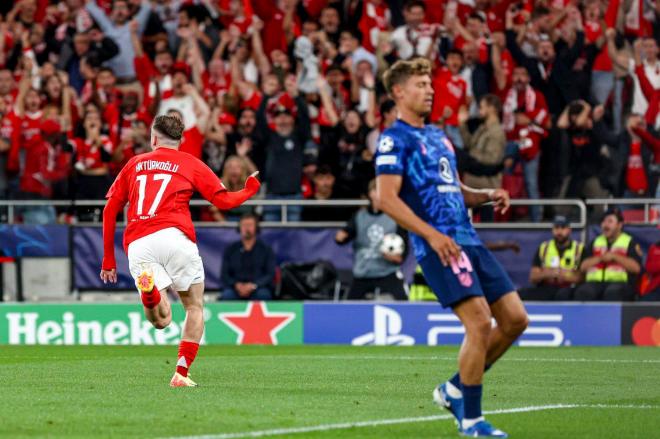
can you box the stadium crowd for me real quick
[0,0,658,225]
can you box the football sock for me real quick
[176,340,199,377]
[141,285,161,309]
[447,363,491,397]
[461,383,483,425]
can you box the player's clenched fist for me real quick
[244,171,261,195]
[427,231,462,267]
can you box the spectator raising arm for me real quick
[316,75,339,126]
[183,84,211,133]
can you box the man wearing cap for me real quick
[575,209,643,301]
[519,216,584,301]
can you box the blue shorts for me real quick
[418,245,515,308]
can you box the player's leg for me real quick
[140,282,172,329]
[436,247,513,437]
[170,282,205,387]
[484,292,529,367]
[129,260,172,329]
[166,229,206,387]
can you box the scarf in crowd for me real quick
[502,85,536,132]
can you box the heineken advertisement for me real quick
[0,302,303,346]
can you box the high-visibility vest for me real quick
[539,239,583,271]
[585,233,633,283]
[538,239,584,287]
[409,265,437,301]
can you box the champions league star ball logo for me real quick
[378,136,394,153]
[439,157,454,184]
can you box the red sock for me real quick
[176,340,199,377]
[141,285,161,309]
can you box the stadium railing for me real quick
[1,198,658,301]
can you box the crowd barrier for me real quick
[0,224,657,294]
[1,302,658,346]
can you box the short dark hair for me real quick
[468,12,486,22]
[447,48,464,59]
[315,165,334,176]
[240,212,260,224]
[380,99,396,115]
[152,115,184,141]
[382,58,432,94]
[602,207,624,224]
[567,101,585,119]
[480,94,502,116]
[404,0,426,11]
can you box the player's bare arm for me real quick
[376,174,461,266]
[460,183,510,214]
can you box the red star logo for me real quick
[218,302,295,345]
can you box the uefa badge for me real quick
[378,136,394,153]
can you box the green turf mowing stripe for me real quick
[164,404,660,439]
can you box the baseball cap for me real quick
[553,215,570,227]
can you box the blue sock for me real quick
[461,383,483,420]
[448,363,491,390]
[449,372,461,389]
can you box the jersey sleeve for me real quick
[105,160,132,203]
[375,131,407,176]
[192,157,226,200]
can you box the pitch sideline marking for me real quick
[216,354,660,364]
[165,404,660,439]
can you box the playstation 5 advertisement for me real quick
[303,303,621,347]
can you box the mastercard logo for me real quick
[631,317,660,346]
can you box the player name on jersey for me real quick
[135,160,180,173]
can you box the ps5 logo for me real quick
[352,306,566,347]
[426,313,566,347]
[352,306,415,345]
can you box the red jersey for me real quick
[134,55,174,108]
[431,68,467,126]
[178,127,204,159]
[74,135,114,171]
[585,21,612,72]
[2,111,21,172]
[105,147,225,250]
[20,138,70,197]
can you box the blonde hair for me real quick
[221,155,250,191]
[382,58,432,95]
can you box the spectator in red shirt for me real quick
[431,49,469,149]
[130,20,174,115]
[319,6,342,46]
[640,241,660,301]
[16,120,71,224]
[358,0,391,53]
[73,107,113,206]
[583,0,614,106]
[502,66,551,221]
[157,63,211,160]
[252,0,301,56]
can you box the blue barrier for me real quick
[0,225,69,257]
[0,224,656,291]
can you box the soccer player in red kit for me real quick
[99,115,260,387]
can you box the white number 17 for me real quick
[136,173,172,215]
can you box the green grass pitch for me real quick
[1,345,659,438]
